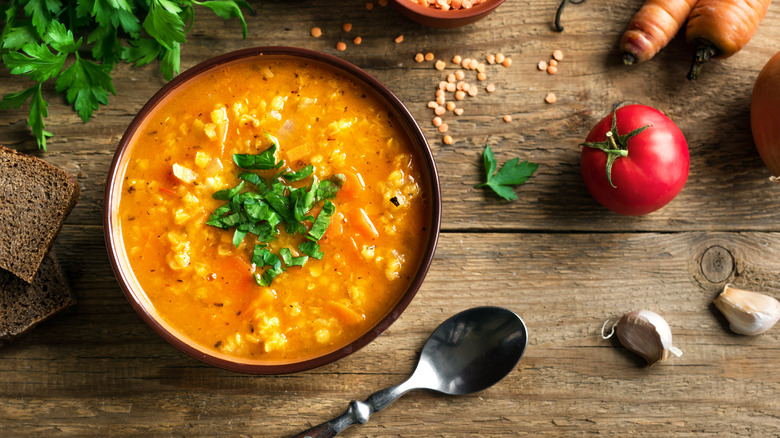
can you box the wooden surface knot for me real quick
[700,245,735,284]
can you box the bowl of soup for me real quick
[104,47,441,374]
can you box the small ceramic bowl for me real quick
[104,47,441,374]
[389,0,506,28]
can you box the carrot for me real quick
[351,208,379,239]
[686,0,772,79]
[285,143,312,163]
[620,0,698,65]
[336,170,365,202]
[327,302,365,326]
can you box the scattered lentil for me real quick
[425,52,435,61]
[427,101,438,109]
[549,59,558,67]
[467,87,478,97]
[486,83,496,92]
[461,58,471,69]
[503,115,512,122]
[452,55,463,64]
[537,60,547,71]
[415,53,425,63]
[468,59,479,70]
[547,65,558,75]
[477,72,487,81]
[379,0,388,5]
[446,101,456,111]
[438,123,449,133]
[343,23,353,32]
[447,73,456,82]
[553,50,564,61]
[336,42,347,51]
[476,63,486,73]
[455,70,465,80]
[501,58,512,67]
[446,82,456,92]
[432,117,443,127]
[435,60,446,71]
[454,108,464,116]
[310,27,322,38]
[353,36,362,45]
[435,106,446,115]
[366,2,374,10]
[436,95,445,105]
[455,90,466,100]
[439,81,448,90]
[545,92,557,104]
[486,54,496,64]
[435,89,445,98]
[495,53,505,64]
[443,135,454,145]
[394,35,404,43]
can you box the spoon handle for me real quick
[290,381,413,438]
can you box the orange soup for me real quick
[116,58,431,362]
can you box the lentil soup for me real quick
[111,53,435,365]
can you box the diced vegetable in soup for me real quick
[118,59,430,361]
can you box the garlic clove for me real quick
[713,284,780,336]
[614,310,682,366]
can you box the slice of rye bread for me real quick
[0,251,76,346]
[0,146,80,283]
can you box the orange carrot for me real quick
[351,208,379,239]
[686,0,772,79]
[336,171,365,202]
[327,302,365,325]
[620,0,698,65]
[285,143,312,163]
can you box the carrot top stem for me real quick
[554,0,586,32]
[623,53,638,66]
[687,45,718,80]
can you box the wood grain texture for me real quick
[2,0,780,436]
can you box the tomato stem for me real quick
[580,107,650,188]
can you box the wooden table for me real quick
[2,1,780,436]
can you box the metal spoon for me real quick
[290,306,528,438]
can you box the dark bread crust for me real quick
[0,251,76,346]
[0,146,80,283]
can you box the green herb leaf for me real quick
[55,55,116,122]
[2,24,39,51]
[212,181,245,200]
[159,42,180,81]
[307,200,335,241]
[233,142,282,170]
[317,174,344,200]
[475,145,538,201]
[24,0,61,37]
[193,0,253,39]
[282,164,314,182]
[121,39,162,67]
[3,42,67,82]
[44,20,81,54]
[280,247,308,268]
[298,240,324,260]
[143,0,186,51]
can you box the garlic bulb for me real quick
[602,310,682,366]
[713,284,780,336]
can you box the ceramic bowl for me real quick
[389,0,506,28]
[104,47,441,374]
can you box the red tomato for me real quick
[751,50,780,178]
[580,105,689,216]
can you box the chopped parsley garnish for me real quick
[475,145,539,201]
[206,138,344,286]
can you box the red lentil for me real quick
[336,42,347,51]
[310,27,322,38]
[443,135,454,145]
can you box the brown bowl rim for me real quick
[390,0,506,20]
[103,46,442,374]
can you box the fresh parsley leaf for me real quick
[2,24,39,51]
[23,0,61,37]
[159,41,180,81]
[475,145,539,201]
[121,39,162,67]
[307,200,334,241]
[193,0,254,39]
[212,181,245,200]
[143,0,186,51]
[255,267,282,287]
[233,142,282,170]
[317,174,344,200]
[44,20,81,54]
[3,42,67,82]
[55,55,116,122]
[298,240,324,260]
[282,165,314,182]
[29,84,53,151]
[279,247,308,268]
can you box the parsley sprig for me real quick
[475,145,539,201]
[1,0,254,150]
[206,136,344,287]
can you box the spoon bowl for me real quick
[292,306,528,437]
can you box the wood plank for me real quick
[2,232,779,436]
